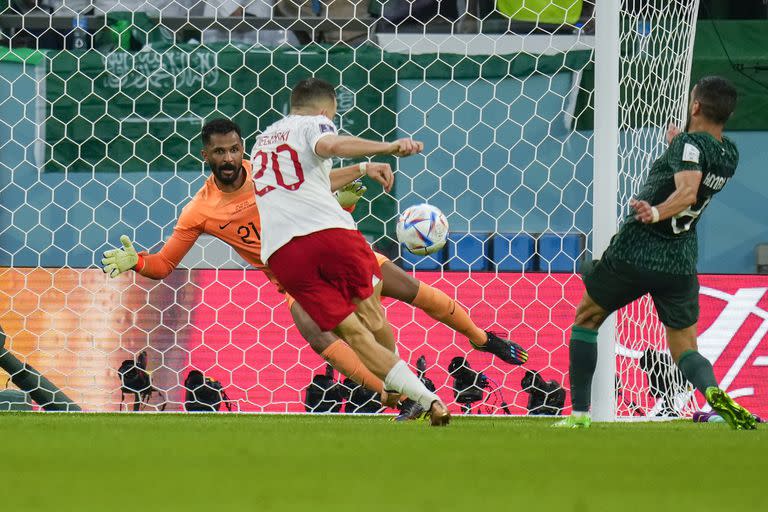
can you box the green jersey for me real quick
[609,131,738,275]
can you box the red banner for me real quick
[1,268,767,417]
[187,271,768,417]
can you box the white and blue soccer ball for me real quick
[396,204,449,256]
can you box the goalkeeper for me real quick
[101,118,528,412]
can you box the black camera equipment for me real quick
[520,369,565,415]
[184,370,232,412]
[304,364,344,413]
[342,377,381,413]
[448,356,510,414]
[416,354,436,393]
[118,350,166,411]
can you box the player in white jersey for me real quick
[251,78,449,425]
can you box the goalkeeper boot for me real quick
[552,414,591,429]
[705,387,757,430]
[394,398,425,421]
[471,332,528,366]
[426,399,450,427]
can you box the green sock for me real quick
[677,349,718,395]
[569,326,598,413]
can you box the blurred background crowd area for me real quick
[2,0,767,51]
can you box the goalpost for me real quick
[0,0,701,418]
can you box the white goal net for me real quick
[614,0,702,418]
[0,0,700,417]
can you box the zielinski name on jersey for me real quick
[255,131,290,147]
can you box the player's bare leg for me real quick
[573,292,609,330]
[350,281,403,407]
[666,324,698,362]
[357,280,397,353]
[290,299,401,408]
[333,312,397,379]
[668,324,756,429]
[334,295,450,426]
[289,299,399,404]
[379,262,528,365]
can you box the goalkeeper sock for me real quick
[412,283,487,346]
[677,349,718,395]
[321,339,384,394]
[569,326,598,413]
[384,360,439,411]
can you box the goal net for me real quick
[614,0,702,418]
[0,0,700,417]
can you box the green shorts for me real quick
[582,250,699,329]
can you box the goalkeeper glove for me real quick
[335,180,367,209]
[102,235,141,278]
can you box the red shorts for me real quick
[283,251,390,311]
[267,228,382,331]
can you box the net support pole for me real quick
[591,0,620,422]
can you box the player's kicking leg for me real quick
[378,258,528,365]
[334,290,450,426]
[285,256,527,415]
[269,229,449,426]
[289,295,401,408]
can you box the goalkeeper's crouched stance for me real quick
[101,118,528,418]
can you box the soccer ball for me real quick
[396,204,449,256]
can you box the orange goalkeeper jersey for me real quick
[137,160,266,279]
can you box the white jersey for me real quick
[250,114,357,262]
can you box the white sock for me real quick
[572,410,590,418]
[384,360,439,411]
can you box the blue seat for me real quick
[492,233,535,271]
[447,233,491,271]
[538,233,585,272]
[398,245,445,271]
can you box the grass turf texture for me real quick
[1,414,766,511]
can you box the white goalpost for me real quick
[591,0,620,422]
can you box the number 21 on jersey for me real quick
[252,144,305,196]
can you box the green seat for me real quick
[497,0,583,24]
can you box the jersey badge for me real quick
[682,143,700,163]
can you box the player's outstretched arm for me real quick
[329,162,394,192]
[101,228,199,280]
[630,170,702,224]
[315,135,423,160]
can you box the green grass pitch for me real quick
[1,413,766,511]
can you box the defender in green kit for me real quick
[555,76,757,429]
